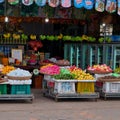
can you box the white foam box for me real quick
[44,74,52,80]
[54,81,76,94]
[102,81,120,93]
[94,73,112,80]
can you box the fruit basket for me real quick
[7,75,32,80]
[98,77,120,82]
[40,62,53,66]
[87,70,112,74]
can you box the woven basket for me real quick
[87,70,112,74]
[7,75,32,80]
[98,78,120,82]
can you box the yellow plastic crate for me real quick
[77,82,95,93]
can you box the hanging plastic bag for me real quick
[117,0,120,15]
[84,0,94,10]
[22,0,33,6]
[95,0,105,12]
[74,0,84,8]
[35,0,46,6]
[106,0,116,13]
[61,0,72,8]
[8,0,19,5]
[0,0,4,3]
[48,0,59,7]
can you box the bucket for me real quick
[2,57,9,65]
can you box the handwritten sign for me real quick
[11,49,22,62]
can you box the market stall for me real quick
[87,64,120,100]
[0,65,34,102]
[40,64,99,101]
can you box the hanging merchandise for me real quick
[22,0,34,6]
[106,0,116,13]
[0,0,4,3]
[8,0,19,5]
[118,0,120,15]
[84,0,94,9]
[35,0,46,7]
[95,0,105,12]
[48,0,59,7]
[61,0,72,8]
[74,0,84,8]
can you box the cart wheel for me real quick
[95,98,98,102]
[104,97,107,101]
[43,93,46,97]
[29,99,33,103]
[55,98,58,102]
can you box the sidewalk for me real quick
[0,89,120,120]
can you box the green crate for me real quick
[11,85,31,95]
[0,84,7,94]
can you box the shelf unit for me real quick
[64,43,120,70]
[64,43,87,69]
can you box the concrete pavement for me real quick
[0,89,120,120]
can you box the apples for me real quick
[87,64,112,72]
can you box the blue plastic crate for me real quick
[11,85,31,95]
[110,35,120,42]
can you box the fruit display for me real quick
[87,64,112,73]
[55,59,70,66]
[1,65,15,75]
[53,68,74,80]
[40,64,60,75]
[28,40,43,51]
[7,68,32,77]
[98,74,120,82]
[28,54,37,65]
[53,74,74,80]
[68,66,94,80]
[40,59,53,66]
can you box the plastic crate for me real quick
[77,82,95,93]
[54,81,76,94]
[10,85,31,94]
[102,82,120,93]
[0,84,7,94]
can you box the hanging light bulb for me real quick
[45,12,49,23]
[5,16,9,22]
[45,17,49,23]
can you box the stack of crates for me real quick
[10,85,31,95]
[0,84,7,94]
[102,82,120,93]
[77,81,95,93]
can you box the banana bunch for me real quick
[13,34,20,40]
[58,33,63,39]
[82,35,89,41]
[40,35,46,40]
[21,34,28,40]
[30,34,36,40]
[3,33,11,38]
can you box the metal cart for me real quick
[42,76,99,102]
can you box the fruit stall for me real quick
[40,64,99,101]
[87,64,120,100]
[0,65,34,102]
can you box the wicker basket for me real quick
[87,70,112,74]
[7,75,32,80]
[98,78,120,82]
